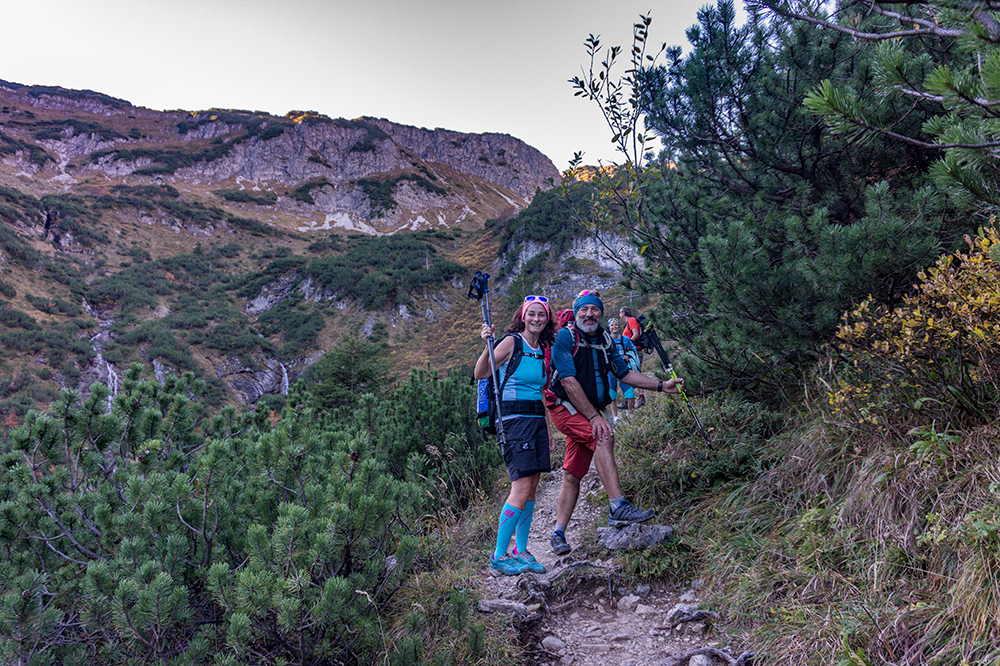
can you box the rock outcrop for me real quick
[0,79,559,234]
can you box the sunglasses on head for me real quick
[523,295,548,303]
[577,290,601,298]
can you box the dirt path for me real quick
[481,460,746,666]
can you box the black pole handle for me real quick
[468,272,507,448]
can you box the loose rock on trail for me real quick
[477,465,753,666]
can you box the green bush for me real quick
[227,215,284,237]
[122,320,200,371]
[0,306,40,330]
[216,189,278,205]
[31,119,125,142]
[0,131,53,166]
[378,368,498,509]
[0,370,414,663]
[41,194,111,247]
[0,359,492,664]
[26,294,82,316]
[211,241,241,258]
[299,334,391,410]
[110,184,181,199]
[348,122,390,153]
[0,222,42,266]
[260,246,292,259]
[18,82,128,109]
[306,235,465,309]
[356,173,448,217]
[256,298,324,358]
[257,124,285,141]
[290,179,333,204]
[205,320,275,361]
[236,256,307,298]
[0,185,45,226]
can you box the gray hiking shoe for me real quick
[550,531,571,555]
[609,499,655,528]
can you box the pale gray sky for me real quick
[3,0,720,170]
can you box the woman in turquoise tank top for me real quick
[473,296,555,576]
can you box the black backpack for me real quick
[476,334,548,435]
[635,314,653,351]
[546,323,616,410]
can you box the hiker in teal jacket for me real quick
[473,296,556,576]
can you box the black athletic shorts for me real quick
[501,416,551,481]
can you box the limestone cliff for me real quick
[0,79,558,234]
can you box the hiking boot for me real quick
[514,550,547,574]
[635,394,647,409]
[490,553,529,576]
[609,499,655,528]
[550,531,571,555]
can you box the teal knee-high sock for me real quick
[514,500,535,555]
[494,503,522,560]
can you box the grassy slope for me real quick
[0,93,552,418]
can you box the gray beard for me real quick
[576,316,600,334]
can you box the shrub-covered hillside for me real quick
[0,176,485,421]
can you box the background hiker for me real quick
[474,295,556,575]
[606,317,639,420]
[547,291,684,555]
[619,305,646,408]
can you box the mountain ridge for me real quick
[0,78,559,234]
[0,77,577,419]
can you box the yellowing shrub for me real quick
[830,225,1000,430]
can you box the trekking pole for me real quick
[645,326,712,447]
[467,272,507,451]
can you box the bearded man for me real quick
[546,290,684,555]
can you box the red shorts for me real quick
[548,404,598,480]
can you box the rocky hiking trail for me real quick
[476,465,754,666]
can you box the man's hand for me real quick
[590,415,614,442]
[664,377,685,393]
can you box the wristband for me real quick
[658,380,664,393]
[587,414,599,422]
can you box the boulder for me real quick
[597,523,675,550]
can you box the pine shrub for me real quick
[0,366,432,665]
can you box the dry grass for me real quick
[605,375,1000,664]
